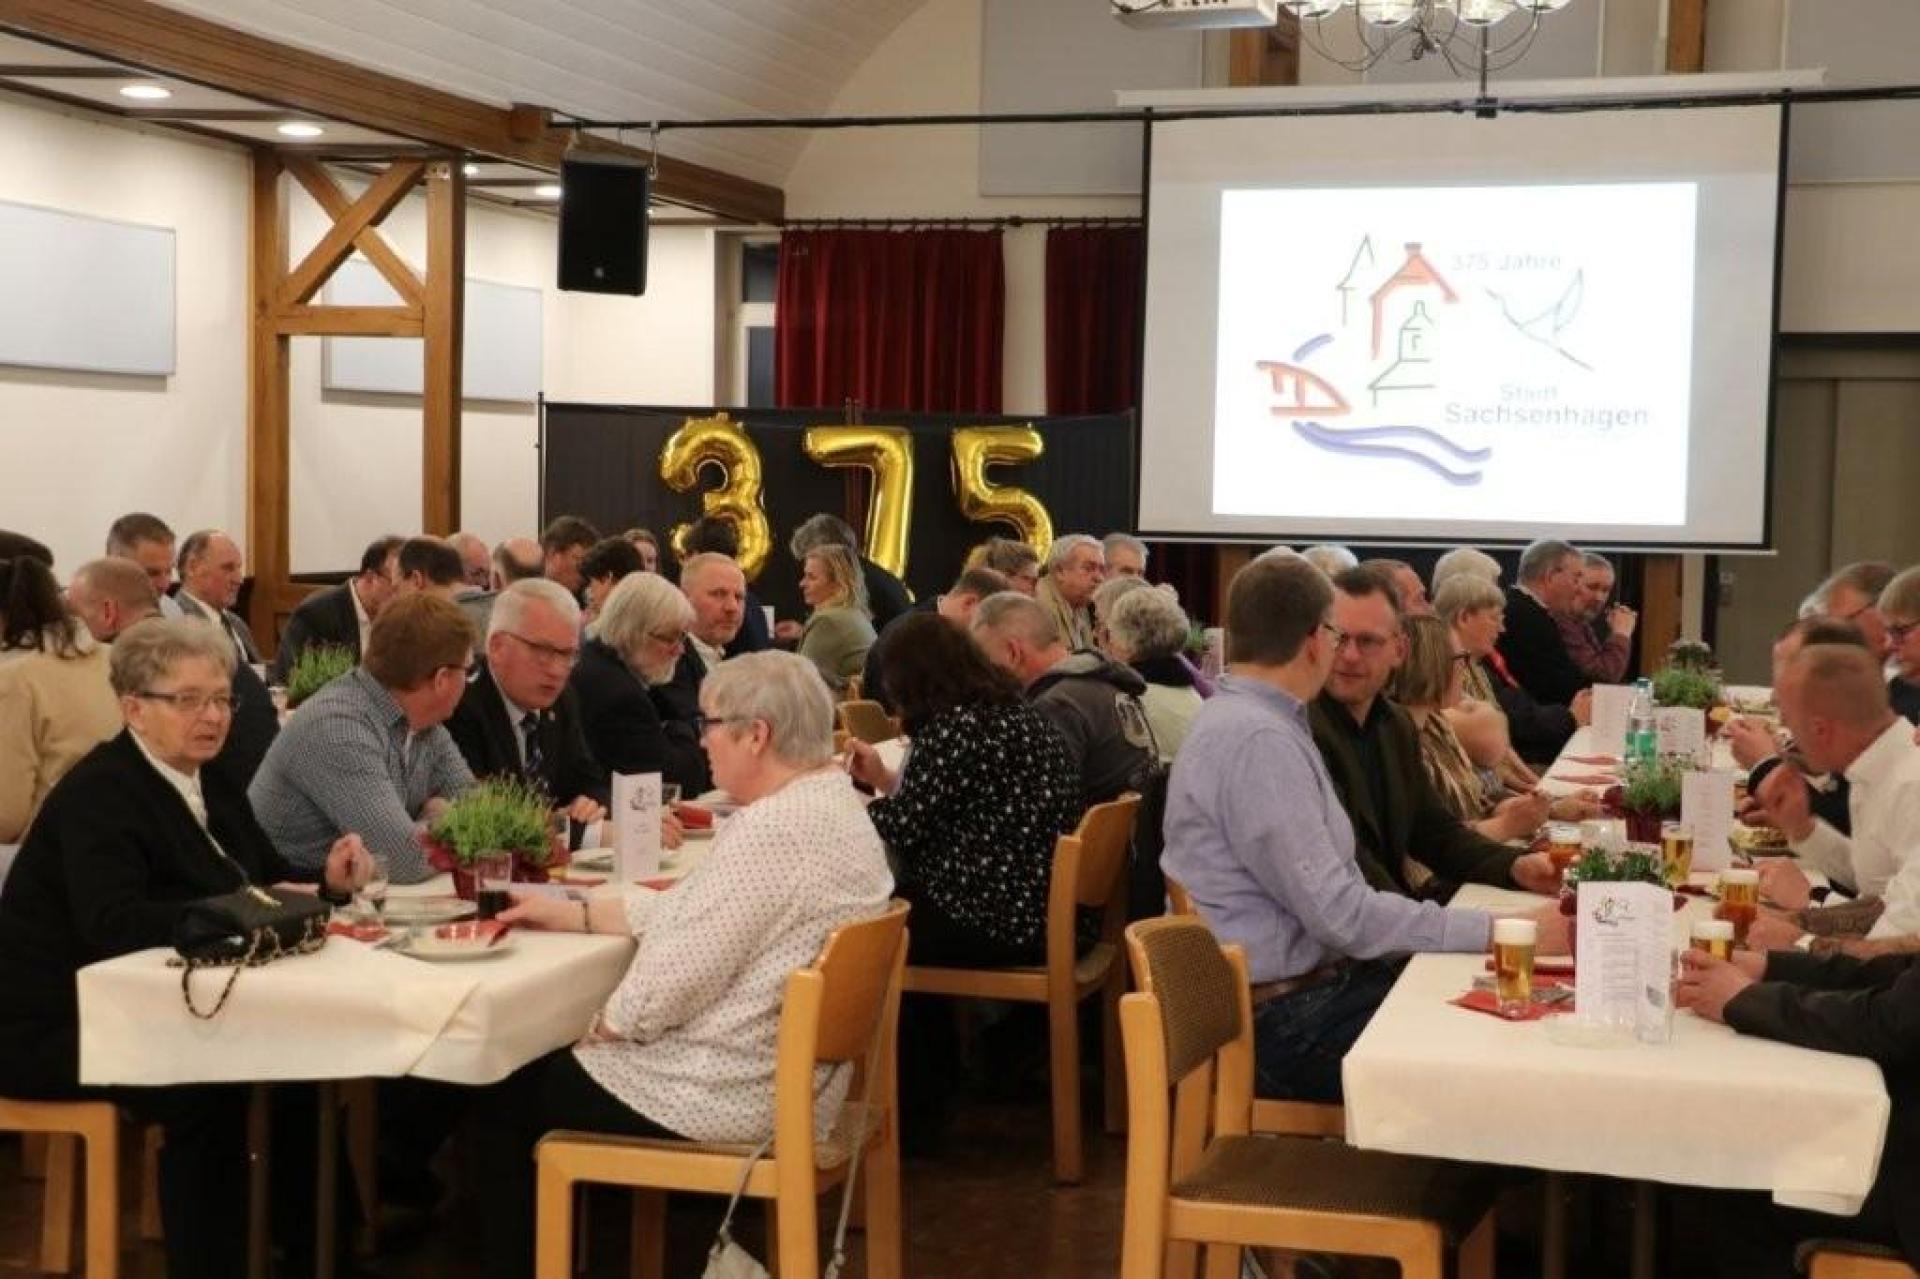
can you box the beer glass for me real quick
[1546,822,1583,872]
[1717,867,1761,944]
[475,850,514,921]
[1691,918,1735,960]
[1660,821,1695,887]
[1494,918,1537,1016]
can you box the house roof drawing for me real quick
[1370,242,1458,359]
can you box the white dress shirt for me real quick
[1791,718,1920,938]
[690,634,724,674]
[350,579,374,656]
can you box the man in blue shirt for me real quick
[1163,553,1568,1102]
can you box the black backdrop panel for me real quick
[541,403,1135,618]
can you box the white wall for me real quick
[0,88,717,575]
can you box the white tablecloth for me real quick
[1342,883,1891,1213]
[1537,725,1739,800]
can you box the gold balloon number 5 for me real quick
[950,426,1054,552]
[802,426,914,581]
[658,413,774,580]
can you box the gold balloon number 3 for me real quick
[658,413,774,580]
[950,426,1054,552]
[802,426,914,581]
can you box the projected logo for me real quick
[1254,237,1591,487]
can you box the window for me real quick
[723,235,777,408]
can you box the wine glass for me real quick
[354,854,391,926]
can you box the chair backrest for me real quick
[837,699,896,745]
[1123,916,1243,1084]
[1044,794,1141,977]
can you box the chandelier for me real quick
[1278,0,1575,87]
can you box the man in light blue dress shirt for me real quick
[1163,553,1567,1102]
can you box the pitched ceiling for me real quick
[150,0,930,187]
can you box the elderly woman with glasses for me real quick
[0,619,368,1275]
[569,571,708,793]
[1436,573,1589,770]
[487,651,894,1277]
[795,543,876,692]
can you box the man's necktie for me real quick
[521,712,546,782]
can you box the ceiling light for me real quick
[533,183,563,199]
[462,162,480,177]
[276,122,325,139]
[118,83,172,102]
[1280,0,1581,81]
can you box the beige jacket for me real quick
[1037,576,1095,651]
[0,631,123,842]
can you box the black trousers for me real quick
[476,1048,680,1279]
[1674,1183,1907,1279]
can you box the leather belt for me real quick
[1249,961,1350,1006]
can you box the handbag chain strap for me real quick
[168,911,329,1020]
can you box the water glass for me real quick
[475,850,514,921]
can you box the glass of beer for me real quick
[1546,822,1583,872]
[1493,918,1537,1017]
[1717,867,1761,944]
[1660,821,1696,887]
[1691,918,1735,960]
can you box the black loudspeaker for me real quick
[557,158,649,295]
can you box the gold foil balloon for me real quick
[658,413,772,581]
[949,426,1054,551]
[802,426,914,580]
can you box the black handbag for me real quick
[171,885,331,1019]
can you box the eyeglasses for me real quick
[436,659,477,680]
[504,632,579,667]
[647,629,688,649]
[1888,620,1920,644]
[1450,651,1475,666]
[693,713,757,736]
[1321,622,1394,656]
[133,690,237,716]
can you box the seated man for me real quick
[450,531,492,592]
[446,580,608,825]
[249,594,477,883]
[1726,616,1867,839]
[1745,644,1920,952]
[174,529,262,664]
[394,535,467,601]
[269,534,401,683]
[650,551,751,793]
[862,566,1007,712]
[1809,560,1896,653]
[1035,534,1106,651]
[1877,565,1920,724]
[679,516,771,656]
[1103,532,1149,581]
[1357,557,1432,618]
[971,591,1158,814]
[1677,947,1919,1278]
[1163,554,1565,1101]
[1555,551,1636,684]
[540,515,601,595]
[1496,538,1591,708]
[1312,566,1559,902]
[105,511,184,617]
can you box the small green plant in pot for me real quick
[421,777,561,897]
[1605,754,1685,844]
[1666,638,1716,672]
[283,643,355,709]
[1650,664,1721,712]
[1558,845,1672,946]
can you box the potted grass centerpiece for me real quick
[283,642,355,710]
[1606,754,1685,845]
[421,777,565,898]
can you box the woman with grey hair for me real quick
[1102,587,1202,761]
[487,650,893,1274]
[568,572,707,791]
[1431,545,1503,596]
[1438,573,1586,769]
[0,618,369,1275]
[796,543,875,692]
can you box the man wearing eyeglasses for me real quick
[1310,565,1562,904]
[1873,566,1920,725]
[1495,538,1594,710]
[445,579,608,828]
[249,594,478,884]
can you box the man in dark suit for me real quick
[647,552,753,794]
[1313,565,1560,901]
[789,512,912,630]
[174,529,263,665]
[1678,945,1920,1276]
[680,516,770,656]
[444,578,607,819]
[1496,538,1591,708]
[268,535,402,683]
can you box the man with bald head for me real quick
[450,532,491,592]
[174,529,261,663]
[1750,644,1920,949]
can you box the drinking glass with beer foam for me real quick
[1691,918,1734,961]
[1546,822,1583,872]
[1717,868,1761,944]
[1661,821,1695,887]
[1494,918,1538,1017]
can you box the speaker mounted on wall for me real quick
[557,157,650,296]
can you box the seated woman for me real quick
[1436,573,1589,770]
[487,651,893,1278]
[795,544,876,692]
[0,554,123,841]
[569,572,708,792]
[0,619,365,1276]
[847,613,1077,967]
[1102,587,1202,763]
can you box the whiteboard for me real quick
[0,200,175,376]
[322,258,542,402]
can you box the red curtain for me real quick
[775,228,1005,413]
[1044,225,1144,415]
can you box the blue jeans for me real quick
[1251,957,1405,1103]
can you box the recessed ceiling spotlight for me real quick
[533,183,563,199]
[118,83,172,101]
[276,122,325,139]
[462,162,480,177]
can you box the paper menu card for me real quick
[1590,685,1635,757]
[1655,707,1708,767]
[1681,770,1738,873]
[611,772,663,883]
[1574,880,1675,1042]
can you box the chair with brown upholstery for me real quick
[837,699,900,745]
[533,900,910,1279]
[1155,875,1344,1143]
[1118,916,1498,1279]
[904,794,1140,1184]
[0,1098,120,1277]
[1800,1240,1919,1279]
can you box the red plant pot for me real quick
[447,857,560,900]
[1623,810,1666,845]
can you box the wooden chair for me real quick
[1800,1241,1920,1278]
[0,1098,120,1278]
[1118,916,1498,1279]
[837,699,900,745]
[534,900,910,1279]
[1156,875,1344,1143]
[904,794,1141,1184]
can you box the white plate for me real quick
[404,936,514,961]
[569,848,615,870]
[381,896,477,925]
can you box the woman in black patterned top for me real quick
[846,612,1077,968]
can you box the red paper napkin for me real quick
[327,921,388,943]
[1551,772,1619,786]
[1453,975,1574,1020]
[1566,753,1621,766]
[637,877,678,891]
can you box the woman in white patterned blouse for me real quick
[481,650,894,1278]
